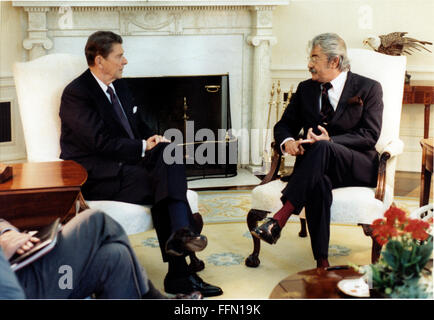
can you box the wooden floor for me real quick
[395,171,433,200]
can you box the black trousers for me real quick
[83,142,196,262]
[281,140,378,260]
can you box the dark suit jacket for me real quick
[274,71,383,186]
[59,69,154,195]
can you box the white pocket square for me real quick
[133,106,138,114]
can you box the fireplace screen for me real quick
[125,74,237,180]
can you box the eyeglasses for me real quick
[307,55,326,64]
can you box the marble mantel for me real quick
[12,0,290,166]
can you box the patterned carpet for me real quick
[128,191,425,299]
[197,190,252,223]
[197,190,421,223]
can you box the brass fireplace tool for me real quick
[262,81,294,177]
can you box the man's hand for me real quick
[284,138,313,156]
[307,125,331,142]
[0,230,40,260]
[145,135,170,151]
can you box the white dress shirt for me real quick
[90,71,146,157]
[321,71,348,111]
[280,71,348,154]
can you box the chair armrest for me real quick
[260,142,282,185]
[374,139,404,201]
[262,138,404,199]
[378,139,404,158]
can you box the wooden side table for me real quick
[269,266,363,299]
[403,80,434,139]
[0,160,87,229]
[420,138,433,207]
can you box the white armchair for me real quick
[13,53,199,236]
[246,49,407,267]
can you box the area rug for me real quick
[129,222,374,299]
[197,190,251,223]
[128,191,429,299]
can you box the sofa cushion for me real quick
[86,189,199,235]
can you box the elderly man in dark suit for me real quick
[252,33,383,268]
[59,31,222,297]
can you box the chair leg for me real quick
[245,209,269,268]
[360,224,383,264]
[299,218,307,238]
[371,237,382,264]
[188,212,205,272]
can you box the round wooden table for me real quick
[269,266,363,299]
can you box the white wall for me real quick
[270,0,434,171]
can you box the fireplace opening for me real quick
[0,102,12,143]
[125,74,237,180]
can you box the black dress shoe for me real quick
[164,273,223,297]
[165,227,208,256]
[251,218,282,244]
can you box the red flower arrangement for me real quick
[368,205,433,298]
[372,206,431,245]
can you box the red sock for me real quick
[273,200,295,228]
[316,258,330,268]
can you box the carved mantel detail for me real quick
[120,10,185,35]
[23,7,53,60]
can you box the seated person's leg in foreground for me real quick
[14,209,168,299]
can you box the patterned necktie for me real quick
[106,86,135,139]
[320,82,334,125]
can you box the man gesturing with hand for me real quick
[252,33,383,268]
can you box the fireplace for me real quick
[125,74,237,180]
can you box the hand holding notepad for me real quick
[8,218,62,271]
[0,229,40,260]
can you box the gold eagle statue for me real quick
[363,32,432,56]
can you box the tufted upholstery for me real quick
[13,53,199,235]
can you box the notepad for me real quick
[10,218,62,272]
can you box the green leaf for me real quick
[383,250,398,269]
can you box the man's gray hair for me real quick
[309,33,351,71]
